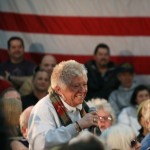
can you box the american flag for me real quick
[0,0,150,84]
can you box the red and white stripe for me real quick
[0,0,150,84]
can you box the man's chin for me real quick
[75,98,84,103]
[100,63,108,67]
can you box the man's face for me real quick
[8,39,24,61]
[40,56,57,75]
[33,71,50,92]
[58,75,88,107]
[117,72,134,88]
[94,48,110,67]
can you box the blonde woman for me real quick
[137,100,150,142]
[0,98,22,137]
[140,99,150,150]
[0,98,28,150]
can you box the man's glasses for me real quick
[130,138,138,148]
[98,116,112,121]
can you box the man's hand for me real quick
[77,111,99,129]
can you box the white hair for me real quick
[87,98,116,125]
[101,124,135,150]
[51,60,87,89]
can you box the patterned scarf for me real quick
[49,89,87,126]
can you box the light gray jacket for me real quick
[109,82,138,116]
[28,95,79,150]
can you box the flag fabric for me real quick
[0,0,150,84]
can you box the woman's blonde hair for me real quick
[140,99,150,131]
[137,99,149,123]
[0,98,22,136]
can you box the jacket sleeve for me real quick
[109,91,120,116]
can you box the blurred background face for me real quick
[97,109,112,132]
[33,71,50,92]
[136,90,150,105]
[94,48,110,67]
[8,39,24,62]
[40,55,57,75]
[117,72,134,88]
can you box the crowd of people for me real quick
[0,36,150,150]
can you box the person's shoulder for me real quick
[141,133,150,150]
[32,95,54,112]
[109,89,118,96]
[85,60,94,66]
[84,60,96,70]
[108,61,117,71]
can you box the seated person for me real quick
[19,55,56,96]
[137,100,150,143]
[118,85,150,135]
[84,43,119,101]
[21,69,50,110]
[140,99,150,150]
[87,98,116,133]
[0,97,23,150]
[109,62,138,116]
[0,36,35,89]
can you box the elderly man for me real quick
[28,60,99,150]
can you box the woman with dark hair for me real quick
[118,85,150,135]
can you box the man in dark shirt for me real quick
[21,69,50,110]
[0,36,35,89]
[84,43,119,101]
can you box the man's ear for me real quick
[54,86,61,95]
